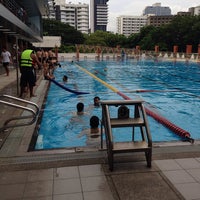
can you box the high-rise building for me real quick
[43,0,56,19]
[90,0,109,33]
[55,0,89,34]
[143,3,171,16]
[117,16,147,37]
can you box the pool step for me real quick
[100,99,152,171]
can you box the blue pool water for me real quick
[35,59,200,149]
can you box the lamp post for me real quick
[15,36,19,95]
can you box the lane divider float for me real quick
[50,79,89,95]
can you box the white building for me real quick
[194,6,200,15]
[117,16,147,37]
[55,0,89,34]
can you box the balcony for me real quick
[0,0,47,42]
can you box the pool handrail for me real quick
[0,94,39,132]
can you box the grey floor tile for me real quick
[187,168,200,182]
[0,171,28,184]
[79,164,104,177]
[162,170,196,184]
[81,176,109,192]
[175,158,200,169]
[23,196,52,200]
[0,183,25,199]
[53,193,83,200]
[27,168,54,182]
[83,190,114,200]
[175,182,200,200]
[54,166,79,179]
[154,159,182,171]
[23,180,53,198]
[53,178,82,195]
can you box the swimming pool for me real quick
[35,59,200,150]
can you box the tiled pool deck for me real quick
[0,66,200,200]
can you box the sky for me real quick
[66,0,200,32]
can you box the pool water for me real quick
[35,59,200,150]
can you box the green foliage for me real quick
[43,16,200,52]
[59,45,75,53]
[43,19,85,45]
[126,15,200,52]
[84,31,107,46]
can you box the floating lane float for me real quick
[145,107,194,143]
[50,79,89,95]
[74,63,194,143]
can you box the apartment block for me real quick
[146,15,174,27]
[55,0,89,34]
[117,16,147,37]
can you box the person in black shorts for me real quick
[19,49,41,98]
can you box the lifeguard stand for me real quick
[100,99,152,171]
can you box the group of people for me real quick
[1,46,58,98]
[1,46,102,148]
[74,96,101,147]
[1,46,38,96]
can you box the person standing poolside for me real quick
[19,49,41,98]
[1,47,12,76]
[36,48,43,70]
[43,62,55,80]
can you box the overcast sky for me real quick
[66,0,200,32]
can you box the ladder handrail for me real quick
[0,95,39,115]
[0,95,40,132]
[100,99,152,170]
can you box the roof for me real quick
[32,36,61,48]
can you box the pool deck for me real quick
[1,66,200,199]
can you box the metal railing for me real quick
[0,95,39,132]
[1,0,27,23]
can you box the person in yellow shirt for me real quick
[19,49,41,98]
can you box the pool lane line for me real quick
[95,70,180,93]
[74,62,194,143]
[74,63,118,93]
[167,71,200,83]
[123,69,200,99]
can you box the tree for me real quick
[43,19,85,45]
[43,16,200,53]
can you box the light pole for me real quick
[15,36,19,95]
